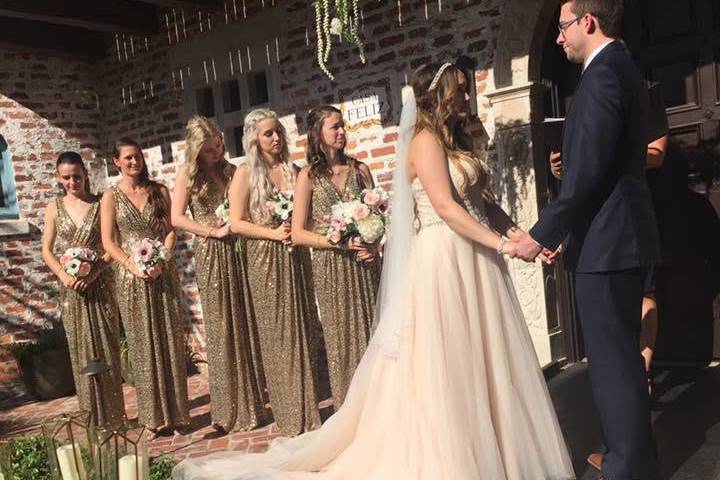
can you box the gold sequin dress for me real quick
[244,186,321,435]
[310,164,379,407]
[111,187,190,430]
[55,197,125,428]
[189,176,266,432]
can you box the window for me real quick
[195,87,216,117]
[229,125,245,158]
[222,79,242,112]
[248,71,269,106]
[0,134,19,220]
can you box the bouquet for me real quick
[266,190,294,252]
[130,238,170,279]
[266,190,294,223]
[215,198,230,224]
[322,187,389,247]
[59,247,97,278]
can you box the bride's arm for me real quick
[410,130,516,256]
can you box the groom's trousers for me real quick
[574,268,658,480]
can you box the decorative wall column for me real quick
[485,82,552,365]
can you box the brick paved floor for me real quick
[0,373,334,463]
[2,363,720,479]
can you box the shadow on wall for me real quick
[488,119,538,221]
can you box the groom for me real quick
[515,1,660,479]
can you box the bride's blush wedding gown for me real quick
[173,158,575,480]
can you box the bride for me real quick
[173,61,575,480]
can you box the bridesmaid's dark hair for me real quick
[56,151,92,195]
[305,105,356,180]
[112,137,168,226]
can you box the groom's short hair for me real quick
[563,0,624,39]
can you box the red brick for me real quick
[371,146,395,158]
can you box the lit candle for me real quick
[56,444,86,480]
[118,454,143,480]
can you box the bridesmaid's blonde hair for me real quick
[242,109,296,224]
[184,116,234,197]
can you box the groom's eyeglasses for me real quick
[558,16,581,33]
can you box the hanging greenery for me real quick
[314,0,366,80]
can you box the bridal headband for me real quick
[428,62,453,91]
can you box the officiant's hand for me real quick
[515,232,543,262]
[549,151,563,180]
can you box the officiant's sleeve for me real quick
[530,65,624,251]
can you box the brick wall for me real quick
[0,0,504,385]
[0,48,104,383]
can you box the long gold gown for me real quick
[111,187,190,430]
[189,176,266,431]
[55,197,125,428]
[244,188,321,436]
[309,163,379,408]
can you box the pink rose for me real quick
[353,204,370,220]
[77,261,92,278]
[363,190,380,208]
[59,254,72,266]
[266,200,276,211]
[330,217,347,231]
[146,263,163,280]
[328,230,342,245]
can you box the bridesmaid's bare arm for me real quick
[41,202,77,289]
[290,167,335,249]
[100,189,147,278]
[228,164,290,241]
[171,166,229,239]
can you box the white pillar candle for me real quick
[0,470,5,480]
[118,454,143,480]
[56,444,86,480]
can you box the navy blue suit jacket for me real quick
[530,41,660,273]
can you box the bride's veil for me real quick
[369,85,417,357]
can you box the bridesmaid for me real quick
[291,106,380,408]
[171,116,265,433]
[41,152,125,428]
[100,138,190,435]
[228,109,321,435]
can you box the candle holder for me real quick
[95,421,148,480]
[42,411,96,480]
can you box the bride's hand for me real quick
[501,240,519,258]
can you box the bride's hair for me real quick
[411,62,489,196]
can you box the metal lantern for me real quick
[42,411,97,480]
[94,421,149,480]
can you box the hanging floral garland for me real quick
[314,0,366,80]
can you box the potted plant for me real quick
[8,321,76,400]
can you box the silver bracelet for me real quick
[496,236,508,255]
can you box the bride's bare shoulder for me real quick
[410,129,443,157]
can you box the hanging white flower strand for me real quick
[314,0,366,80]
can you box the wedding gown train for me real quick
[173,159,575,480]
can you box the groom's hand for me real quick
[515,232,543,262]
